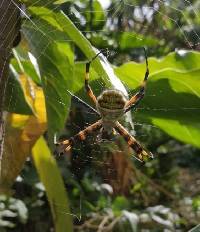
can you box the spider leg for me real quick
[85,61,97,104]
[114,121,153,162]
[125,47,149,113]
[85,49,108,105]
[55,120,102,154]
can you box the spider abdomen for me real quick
[96,89,127,122]
[97,89,126,109]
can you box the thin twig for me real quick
[97,215,112,232]
[104,216,120,232]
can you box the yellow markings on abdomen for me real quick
[97,89,127,110]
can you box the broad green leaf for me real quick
[115,50,200,148]
[112,196,129,216]
[84,0,105,29]
[147,50,200,72]
[20,0,55,7]
[23,7,133,131]
[21,60,41,85]
[4,65,33,115]
[24,6,129,96]
[22,12,74,144]
[54,0,71,4]
[11,50,41,85]
[119,32,158,50]
[55,10,128,93]
[32,136,73,232]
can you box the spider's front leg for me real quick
[85,50,108,105]
[114,121,153,162]
[85,60,97,104]
[55,120,102,155]
[125,47,149,113]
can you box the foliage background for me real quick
[0,0,200,231]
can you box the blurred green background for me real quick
[0,0,200,231]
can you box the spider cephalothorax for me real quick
[56,48,153,162]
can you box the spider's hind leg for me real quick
[114,121,153,162]
[54,134,72,155]
[55,120,103,156]
[58,140,72,154]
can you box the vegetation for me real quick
[0,0,200,231]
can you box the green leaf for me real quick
[32,136,73,232]
[21,60,41,85]
[23,7,133,129]
[112,196,129,216]
[192,196,200,210]
[22,11,74,144]
[115,50,200,148]
[55,10,128,93]
[84,0,105,29]
[4,65,33,115]
[12,49,41,85]
[20,0,55,7]
[119,32,158,50]
[54,0,70,4]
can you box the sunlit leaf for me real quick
[54,0,70,4]
[55,10,128,93]
[22,10,74,144]
[4,65,33,115]
[115,50,200,148]
[1,77,46,192]
[12,49,41,85]
[22,7,134,138]
[32,136,73,232]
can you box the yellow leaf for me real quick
[0,75,47,193]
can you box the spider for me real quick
[55,48,153,163]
